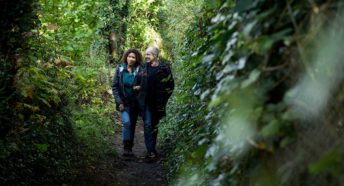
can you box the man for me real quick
[135,46,174,159]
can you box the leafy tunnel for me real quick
[1,0,344,185]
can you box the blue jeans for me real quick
[120,106,139,142]
[143,106,159,153]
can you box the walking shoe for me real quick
[127,150,134,157]
[144,152,157,163]
[145,152,157,159]
[122,149,134,157]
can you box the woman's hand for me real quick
[119,104,125,111]
[133,86,141,91]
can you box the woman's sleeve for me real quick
[134,65,143,87]
[112,67,123,105]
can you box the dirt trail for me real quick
[112,118,167,186]
[72,116,167,186]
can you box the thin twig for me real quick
[286,0,314,79]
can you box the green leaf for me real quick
[241,70,261,88]
[260,119,281,138]
[236,0,254,12]
[191,144,207,159]
[35,143,50,153]
[309,149,341,174]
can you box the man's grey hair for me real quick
[146,46,159,57]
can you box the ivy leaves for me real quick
[158,0,344,185]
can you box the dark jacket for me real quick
[135,61,174,118]
[112,64,140,111]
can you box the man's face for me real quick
[145,52,155,62]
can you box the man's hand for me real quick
[119,104,125,111]
[133,86,141,91]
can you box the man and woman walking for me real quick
[112,46,174,159]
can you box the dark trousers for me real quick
[143,105,161,153]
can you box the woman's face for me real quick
[127,52,137,66]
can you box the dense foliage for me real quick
[124,0,163,52]
[0,0,126,184]
[158,0,344,185]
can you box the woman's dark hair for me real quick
[121,48,142,67]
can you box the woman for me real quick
[112,48,142,156]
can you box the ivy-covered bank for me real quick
[158,0,344,185]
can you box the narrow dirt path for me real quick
[112,119,167,186]
[72,115,167,186]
